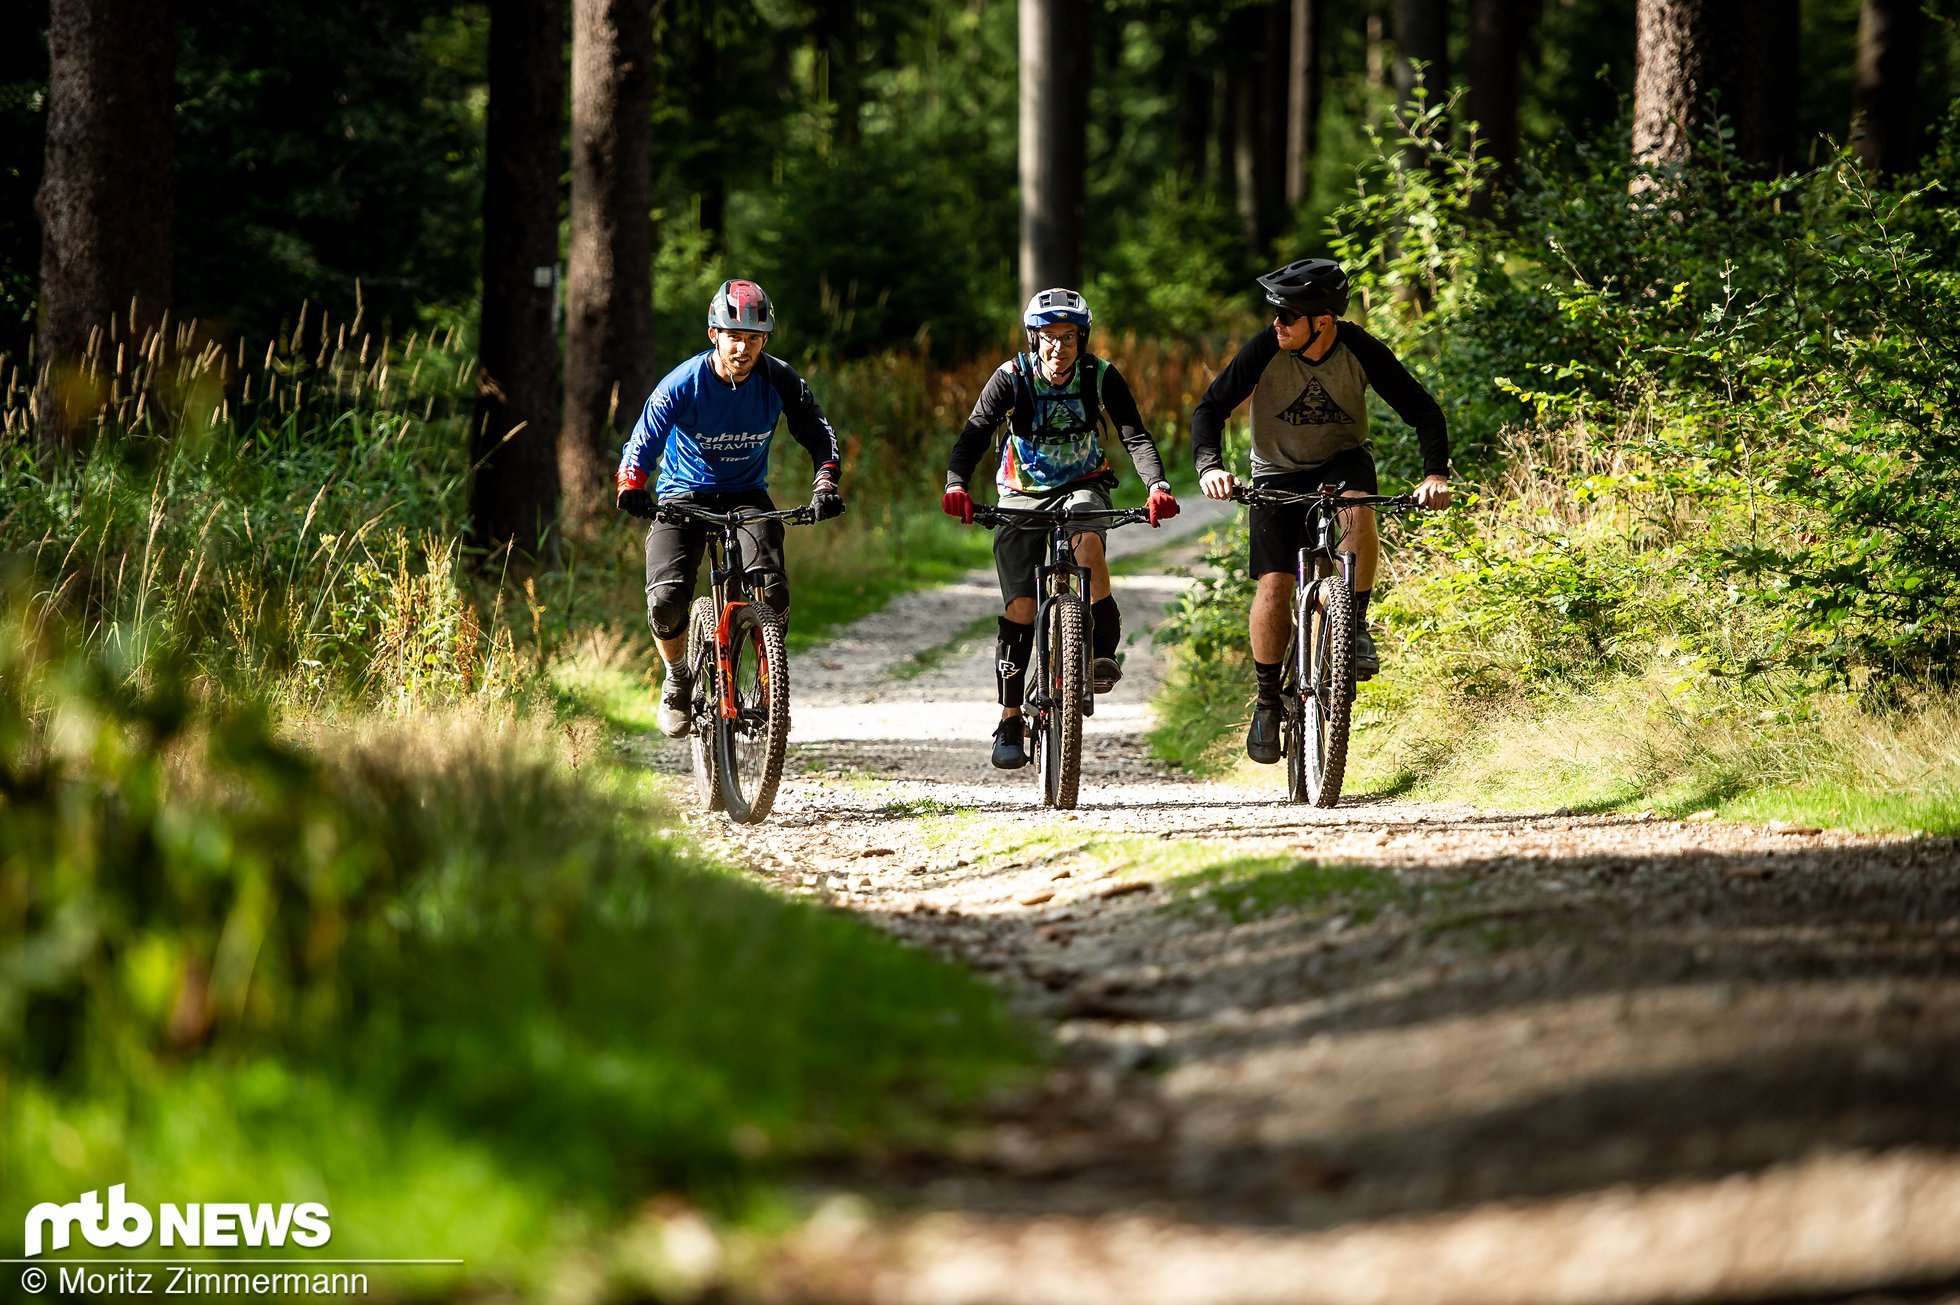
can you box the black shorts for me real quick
[644,488,787,597]
[993,482,1113,604]
[1247,447,1379,579]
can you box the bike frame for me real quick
[973,502,1150,721]
[1234,484,1416,704]
[657,501,813,723]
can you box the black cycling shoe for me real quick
[657,667,694,738]
[1355,627,1380,681]
[991,716,1028,770]
[1246,700,1282,764]
[1092,656,1123,694]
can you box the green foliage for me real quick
[172,0,486,337]
[1,615,1032,1251]
[0,323,527,704]
[1151,92,1960,803]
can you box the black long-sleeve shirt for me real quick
[946,356,1168,493]
[1190,323,1449,479]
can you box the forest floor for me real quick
[638,501,1960,1305]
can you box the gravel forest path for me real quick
[641,502,1960,1305]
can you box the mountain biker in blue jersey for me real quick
[1191,258,1452,764]
[944,288,1180,770]
[616,279,845,737]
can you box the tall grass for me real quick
[0,609,1034,1287]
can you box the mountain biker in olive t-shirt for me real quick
[1190,258,1452,767]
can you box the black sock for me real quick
[1354,588,1372,627]
[1091,596,1121,660]
[996,617,1035,709]
[1254,658,1283,705]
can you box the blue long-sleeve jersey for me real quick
[616,351,841,496]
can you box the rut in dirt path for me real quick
[636,507,1960,1305]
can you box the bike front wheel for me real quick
[1299,576,1356,807]
[717,603,791,824]
[685,596,724,812]
[1035,593,1087,810]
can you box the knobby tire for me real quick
[1037,594,1087,810]
[1303,576,1356,808]
[717,603,791,825]
[685,596,724,812]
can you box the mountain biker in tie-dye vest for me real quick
[943,289,1180,771]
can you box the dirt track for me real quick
[643,503,1960,1305]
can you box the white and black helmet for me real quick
[1257,258,1350,318]
[1022,287,1093,351]
[708,279,775,333]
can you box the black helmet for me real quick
[1257,257,1349,317]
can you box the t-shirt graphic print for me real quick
[1275,373,1357,427]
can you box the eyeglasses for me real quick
[1036,332,1078,349]
[1273,307,1306,327]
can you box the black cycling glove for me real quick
[811,474,846,522]
[617,487,656,519]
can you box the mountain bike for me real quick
[657,500,817,824]
[1230,484,1418,808]
[971,502,1151,809]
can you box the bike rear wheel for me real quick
[717,603,791,824]
[685,596,724,812]
[1035,593,1087,809]
[1300,576,1356,807]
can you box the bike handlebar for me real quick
[1228,485,1423,514]
[969,504,1153,530]
[654,502,818,528]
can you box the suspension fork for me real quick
[705,530,748,722]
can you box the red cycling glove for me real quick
[1146,486,1180,527]
[942,486,975,524]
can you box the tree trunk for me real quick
[1254,0,1290,246]
[1467,0,1528,205]
[1632,0,1706,169]
[1719,1,1799,173]
[1635,0,1799,174]
[1853,0,1926,175]
[1285,0,1323,209]
[471,0,566,560]
[1392,0,1450,112]
[1019,0,1088,300]
[813,0,860,150]
[35,0,175,446]
[1214,65,1237,205]
[562,0,653,531]
[1169,22,1211,194]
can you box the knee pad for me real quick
[647,581,692,641]
[996,617,1035,709]
[749,569,790,618]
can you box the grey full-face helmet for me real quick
[708,279,775,333]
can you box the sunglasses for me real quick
[1273,307,1306,326]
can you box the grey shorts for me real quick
[993,483,1113,604]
